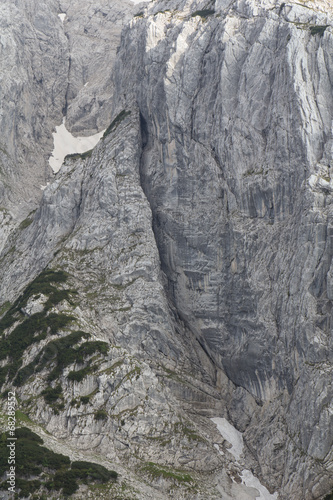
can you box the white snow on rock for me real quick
[212,417,278,500]
[49,118,104,173]
[130,0,150,4]
[241,470,278,500]
[58,13,66,22]
[211,417,244,461]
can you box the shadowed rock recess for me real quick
[0,0,333,499]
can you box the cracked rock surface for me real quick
[0,0,333,499]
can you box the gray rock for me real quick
[0,0,332,499]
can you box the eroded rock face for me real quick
[0,0,134,228]
[0,0,68,218]
[0,0,332,499]
[111,0,333,497]
[58,0,135,135]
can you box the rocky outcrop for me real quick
[58,0,135,135]
[105,0,333,496]
[0,0,134,231]
[0,0,332,499]
[0,0,67,219]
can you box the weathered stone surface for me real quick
[0,0,332,499]
[59,0,135,135]
[0,0,134,228]
[111,0,333,497]
[0,0,68,218]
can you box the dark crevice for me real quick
[138,110,223,389]
[62,54,72,116]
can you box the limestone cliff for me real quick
[0,0,332,499]
[0,0,133,235]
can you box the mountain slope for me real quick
[0,0,332,499]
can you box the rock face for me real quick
[0,0,67,219]
[113,0,333,496]
[0,0,134,229]
[0,0,333,499]
[59,0,135,135]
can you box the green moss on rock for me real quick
[103,110,131,138]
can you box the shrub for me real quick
[16,479,41,497]
[41,384,63,404]
[71,461,117,482]
[15,427,43,444]
[14,269,69,310]
[15,332,108,386]
[65,149,93,161]
[310,25,328,36]
[68,366,92,382]
[142,462,193,482]
[19,218,33,230]
[191,9,215,18]
[53,470,79,496]
[7,312,74,384]
[94,409,108,421]
[0,427,117,498]
[103,110,131,138]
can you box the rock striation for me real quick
[0,0,134,234]
[0,0,332,499]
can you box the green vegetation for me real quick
[191,9,215,18]
[142,462,193,483]
[15,410,33,424]
[0,427,117,498]
[0,269,77,388]
[0,427,69,479]
[174,422,205,442]
[103,110,132,138]
[15,268,70,310]
[50,461,117,496]
[0,301,10,317]
[310,25,328,36]
[72,461,117,482]
[41,384,64,414]
[1,311,74,385]
[324,492,333,500]
[65,149,93,161]
[41,384,63,404]
[15,331,108,387]
[68,366,93,382]
[244,168,264,177]
[0,269,106,388]
[291,21,329,37]
[94,409,108,421]
[19,217,33,230]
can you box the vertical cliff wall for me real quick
[0,0,332,499]
[112,0,333,496]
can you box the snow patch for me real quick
[58,13,66,22]
[130,0,150,3]
[211,417,244,461]
[49,118,105,173]
[241,470,278,500]
[212,417,278,500]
